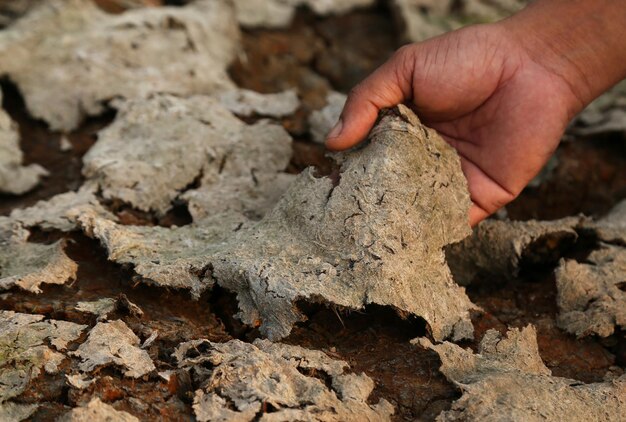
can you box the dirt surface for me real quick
[1,2,625,422]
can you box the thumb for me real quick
[325,46,415,151]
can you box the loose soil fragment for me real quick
[556,244,626,338]
[0,226,77,293]
[75,295,143,321]
[83,94,294,217]
[211,105,476,341]
[75,298,117,321]
[71,319,156,378]
[0,310,86,402]
[174,338,394,421]
[79,93,294,220]
[0,87,47,195]
[0,0,239,131]
[174,103,294,222]
[418,326,626,421]
[58,397,138,422]
[2,183,116,232]
[66,374,96,390]
[446,217,582,285]
[217,88,300,118]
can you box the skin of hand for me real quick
[325,0,626,227]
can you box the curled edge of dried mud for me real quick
[416,325,626,421]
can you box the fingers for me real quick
[469,204,490,227]
[458,155,519,227]
[325,46,415,151]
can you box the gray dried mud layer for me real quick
[0,311,87,403]
[71,320,155,378]
[0,402,38,422]
[77,105,477,342]
[75,295,143,321]
[446,217,582,285]
[556,244,626,338]
[84,94,294,216]
[234,0,375,28]
[0,182,116,232]
[75,298,117,320]
[212,105,476,341]
[73,209,248,296]
[65,373,96,390]
[217,89,299,118]
[174,338,394,422]
[59,398,139,422]
[417,326,626,421]
[0,226,78,293]
[0,0,239,131]
[0,88,48,195]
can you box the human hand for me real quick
[325,23,584,226]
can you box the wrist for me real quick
[499,0,626,116]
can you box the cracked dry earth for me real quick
[1,1,626,421]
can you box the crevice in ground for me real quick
[517,227,600,277]
[283,304,458,421]
[208,285,260,342]
[100,198,194,227]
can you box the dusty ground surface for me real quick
[1,1,625,421]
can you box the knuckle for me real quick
[394,44,416,61]
[392,44,418,81]
[492,191,515,210]
[395,44,412,56]
[347,85,365,100]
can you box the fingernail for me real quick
[326,119,343,140]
